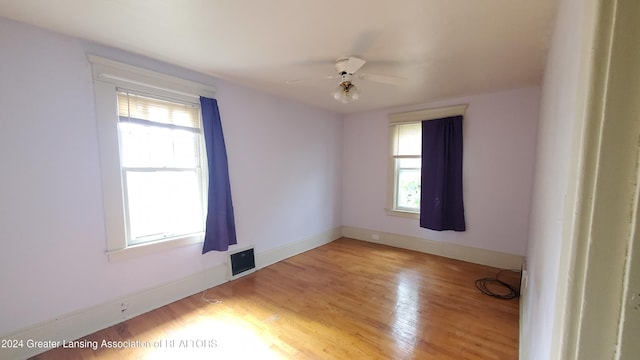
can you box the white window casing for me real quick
[89,55,216,262]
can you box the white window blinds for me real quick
[117,91,201,129]
[392,123,422,156]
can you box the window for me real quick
[89,55,216,261]
[386,104,467,219]
[391,123,422,212]
[117,91,205,246]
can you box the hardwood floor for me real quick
[32,238,520,359]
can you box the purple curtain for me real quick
[200,97,237,253]
[420,115,466,231]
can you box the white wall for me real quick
[0,18,342,337]
[342,87,540,256]
[215,80,343,254]
[520,0,593,358]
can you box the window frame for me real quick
[89,55,216,262]
[393,155,422,212]
[386,104,468,219]
[118,97,206,246]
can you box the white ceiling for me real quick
[0,0,557,114]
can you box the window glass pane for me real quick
[396,167,421,211]
[395,123,421,156]
[398,157,421,169]
[125,170,204,244]
[120,122,199,168]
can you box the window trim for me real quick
[386,104,468,219]
[89,55,216,262]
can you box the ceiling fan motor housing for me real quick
[339,71,352,83]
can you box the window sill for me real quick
[106,233,204,262]
[385,208,420,220]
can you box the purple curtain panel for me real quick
[420,115,466,231]
[200,97,238,253]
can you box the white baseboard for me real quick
[256,227,342,269]
[519,258,529,360]
[1,263,228,360]
[342,226,524,269]
[1,227,343,360]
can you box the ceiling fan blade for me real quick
[345,56,366,74]
[286,74,338,84]
[359,72,406,85]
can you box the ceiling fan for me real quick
[332,56,365,104]
[288,56,405,104]
[332,56,405,103]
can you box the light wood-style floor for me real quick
[32,238,520,359]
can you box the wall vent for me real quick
[228,247,256,280]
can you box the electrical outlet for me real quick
[371,234,380,241]
[120,301,129,313]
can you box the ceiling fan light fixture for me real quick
[333,80,360,104]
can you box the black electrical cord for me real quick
[475,269,520,300]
